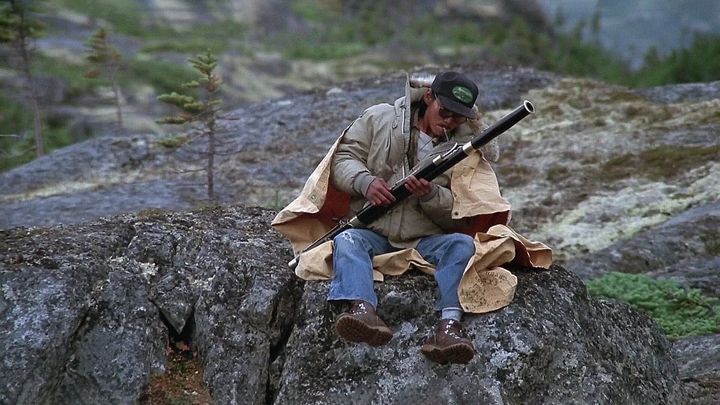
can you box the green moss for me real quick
[497,164,535,187]
[546,165,571,182]
[136,208,168,220]
[601,145,720,182]
[193,202,223,214]
[587,272,720,340]
[701,230,720,256]
[699,110,720,125]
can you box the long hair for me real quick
[411,92,431,119]
[408,93,432,168]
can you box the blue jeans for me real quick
[328,228,475,311]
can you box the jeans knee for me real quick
[448,233,475,260]
[333,229,361,249]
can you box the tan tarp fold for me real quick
[288,224,551,313]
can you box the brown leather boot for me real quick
[421,319,475,365]
[335,301,393,347]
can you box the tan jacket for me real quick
[272,75,552,313]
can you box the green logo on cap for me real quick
[452,86,473,103]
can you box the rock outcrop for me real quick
[1,206,683,404]
[566,200,720,297]
[672,333,720,405]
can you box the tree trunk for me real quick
[111,76,124,133]
[13,0,43,157]
[30,92,43,157]
[207,121,215,201]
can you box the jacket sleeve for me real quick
[418,169,473,231]
[331,110,377,197]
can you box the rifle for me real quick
[288,100,535,269]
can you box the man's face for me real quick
[423,92,468,138]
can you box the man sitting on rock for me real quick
[272,71,552,365]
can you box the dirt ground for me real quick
[141,339,212,405]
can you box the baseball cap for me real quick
[431,71,479,119]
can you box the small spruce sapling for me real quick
[158,50,223,200]
[85,27,124,132]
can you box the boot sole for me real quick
[335,315,393,347]
[421,342,475,365]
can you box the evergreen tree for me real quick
[0,0,45,157]
[85,27,124,132]
[158,50,223,200]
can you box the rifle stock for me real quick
[288,100,535,269]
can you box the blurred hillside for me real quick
[540,0,720,69]
[1,0,719,172]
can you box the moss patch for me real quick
[496,164,535,187]
[601,145,720,182]
[546,164,572,182]
[701,230,720,256]
[587,272,720,340]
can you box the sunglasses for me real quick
[433,94,468,122]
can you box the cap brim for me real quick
[437,95,477,119]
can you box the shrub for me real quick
[587,272,720,340]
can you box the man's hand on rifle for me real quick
[366,178,396,206]
[366,176,434,206]
[404,175,434,198]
